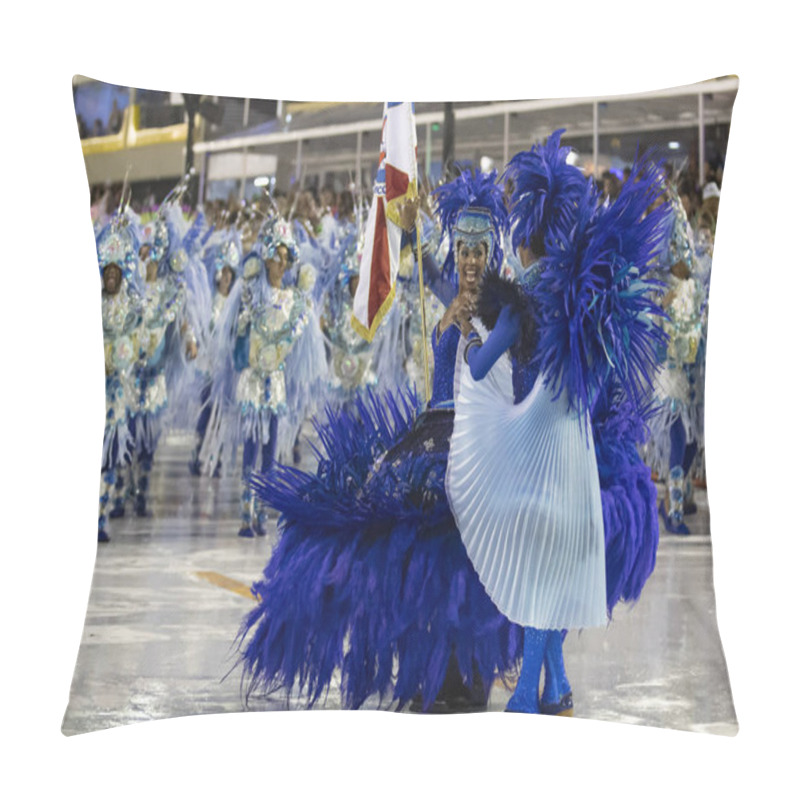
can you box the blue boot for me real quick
[98,514,110,543]
[238,476,255,538]
[506,627,548,713]
[660,466,690,535]
[541,630,573,716]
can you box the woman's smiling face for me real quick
[456,240,488,291]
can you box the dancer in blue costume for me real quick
[446,132,670,714]
[189,221,242,477]
[237,170,523,712]
[646,182,706,535]
[96,202,144,542]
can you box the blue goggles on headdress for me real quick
[453,207,495,260]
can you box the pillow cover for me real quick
[63,76,738,737]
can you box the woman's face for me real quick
[267,245,289,287]
[456,240,488,292]
[218,266,234,297]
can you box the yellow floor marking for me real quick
[195,571,256,601]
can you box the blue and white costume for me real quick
[646,188,706,534]
[447,132,670,714]
[189,224,242,477]
[230,216,323,537]
[126,189,204,517]
[96,208,143,542]
[319,235,379,406]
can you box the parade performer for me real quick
[446,132,670,713]
[189,223,242,476]
[318,234,379,408]
[225,216,320,537]
[127,187,202,517]
[96,205,143,542]
[646,183,706,535]
[237,169,526,712]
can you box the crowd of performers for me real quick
[94,129,716,715]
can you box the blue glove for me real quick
[467,304,521,380]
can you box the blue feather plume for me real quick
[239,387,523,710]
[591,379,659,614]
[504,129,586,253]
[533,154,671,420]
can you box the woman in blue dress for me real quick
[237,171,525,712]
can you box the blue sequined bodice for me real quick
[512,355,539,404]
[429,323,460,408]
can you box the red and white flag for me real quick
[352,102,417,342]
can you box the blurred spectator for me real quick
[697,182,720,236]
[678,178,700,223]
[600,170,622,202]
[107,99,124,134]
[319,186,336,216]
[337,189,355,223]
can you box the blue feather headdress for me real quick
[432,169,509,283]
[258,215,299,265]
[212,228,244,280]
[504,129,586,255]
[96,209,140,283]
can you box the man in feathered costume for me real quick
[447,131,670,713]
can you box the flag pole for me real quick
[414,196,431,404]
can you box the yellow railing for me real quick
[80,105,201,155]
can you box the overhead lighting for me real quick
[285,113,293,124]
[668,141,681,150]
[566,151,579,166]
[254,176,271,187]
[480,156,494,173]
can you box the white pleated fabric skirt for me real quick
[446,340,607,630]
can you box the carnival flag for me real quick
[352,102,418,341]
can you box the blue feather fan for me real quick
[534,156,671,420]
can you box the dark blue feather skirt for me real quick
[593,388,660,615]
[238,390,522,710]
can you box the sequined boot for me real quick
[238,471,255,538]
[134,471,150,517]
[506,627,548,713]
[659,465,690,535]
[541,630,573,716]
[98,470,114,542]
[188,436,203,476]
[253,504,269,537]
[683,473,697,515]
[109,469,128,518]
